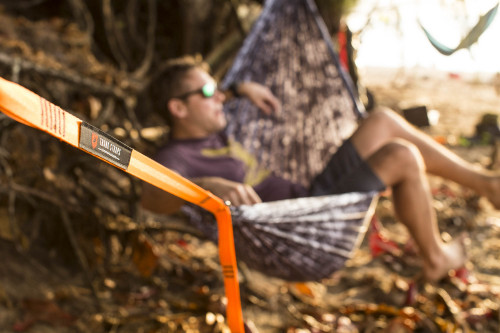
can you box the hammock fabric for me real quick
[183,192,377,281]
[419,3,499,56]
[223,0,365,188]
[181,0,378,282]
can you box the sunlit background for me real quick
[347,0,500,78]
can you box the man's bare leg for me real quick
[351,107,500,209]
[366,140,467,282]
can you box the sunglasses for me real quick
[175,82,217,100]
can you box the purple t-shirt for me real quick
[155,133,308,202]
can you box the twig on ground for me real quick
[60,209,103,311]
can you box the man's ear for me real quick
[167,98,188,119]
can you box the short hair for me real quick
[151,55,210,127]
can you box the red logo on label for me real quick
[91,132,98,149]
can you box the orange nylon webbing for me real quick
[0,77,244,332]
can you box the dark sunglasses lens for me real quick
[201,82,216,98]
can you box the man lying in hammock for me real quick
[141,55,500,283]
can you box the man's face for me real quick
[177,68,227,137]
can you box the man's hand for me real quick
[236,81,281,115]
[195,177,262,206]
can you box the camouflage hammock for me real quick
[182,0,378,282]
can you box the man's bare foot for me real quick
[422,233,468,283]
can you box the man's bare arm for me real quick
[140,176,262,214]
[195,177,262,206]
[225,81,281,115]
[236,81,281,115]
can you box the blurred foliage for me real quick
[315,0,360,33]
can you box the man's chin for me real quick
[218,119,228,130]
[207,123,226,134]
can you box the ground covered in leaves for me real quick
[0,68,499,333]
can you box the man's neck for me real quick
[170,126,215,140]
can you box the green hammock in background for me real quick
[419,2,498,56]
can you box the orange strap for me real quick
[0,77,244,332]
